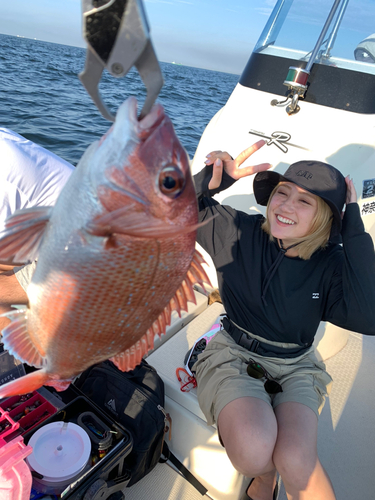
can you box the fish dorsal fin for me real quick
[109,333,152,372]
[1,309,45,367]
[0,206,52,264]
[109,249,211,372]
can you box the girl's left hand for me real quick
[345,175,357,205]
[205,141,272,190]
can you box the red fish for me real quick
[0,97,209,397]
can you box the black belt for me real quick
[221,316,312,358]
[221,316,260,353]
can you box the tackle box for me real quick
[27,386,133,500]
[0,382,133,500]
[0,343,133,499]
[0,390,57,439]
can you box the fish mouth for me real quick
[138,100,165,132]
[97,97,170,209]
[115,96,165,140]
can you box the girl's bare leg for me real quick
[274,402,335,500]
[218,396,278,499]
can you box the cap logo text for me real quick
[296,170,313,180]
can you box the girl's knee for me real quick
[225,430,276,477]
[218,397,278,477]
[273,442,317,489]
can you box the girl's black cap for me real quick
[253,160,347,237]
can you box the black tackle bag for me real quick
[74,359,168,486]
[74,359,207,494]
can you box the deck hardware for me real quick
[271,96,290,107]
[271,91,302,114]
[273,0,343,115]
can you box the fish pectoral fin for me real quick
[1,309,45,368]
[0,206,52,264]
[86,205,164,238]
[86,207,202,239]
[85,205,134,237]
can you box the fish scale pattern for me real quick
[31,236,192,365]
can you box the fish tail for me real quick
[0,369,51,398]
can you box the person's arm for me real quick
[0,270,28,334]
[323,178,375,335]
[0,264,15,273]
[194,141,271,257]
[0,261,26,273]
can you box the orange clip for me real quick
[176,367,197,392]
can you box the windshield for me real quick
[254,0,375,75]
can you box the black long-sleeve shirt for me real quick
[195,165,375,358]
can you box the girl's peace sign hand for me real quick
[205,140,272,190]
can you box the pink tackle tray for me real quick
[0,391,57,439]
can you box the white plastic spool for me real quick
[26,421,91,494]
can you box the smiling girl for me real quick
[192,141,375,500]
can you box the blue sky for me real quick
[1,1,374,74]
[0,0,276,74]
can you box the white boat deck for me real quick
[276,330,375,499]
[126,303,375,500]
[314,331,375,500]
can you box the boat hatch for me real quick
[240,0,375,114]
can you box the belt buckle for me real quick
[249,338,260,353]
[219,314,228,330]
[240,334,260,353]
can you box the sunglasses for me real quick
[246,359,283,394]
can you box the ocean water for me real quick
[0,34,239,165]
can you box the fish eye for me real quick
[159,165,185,198]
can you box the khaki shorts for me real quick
[193,329,332,426]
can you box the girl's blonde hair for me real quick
[261,182,334,260]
